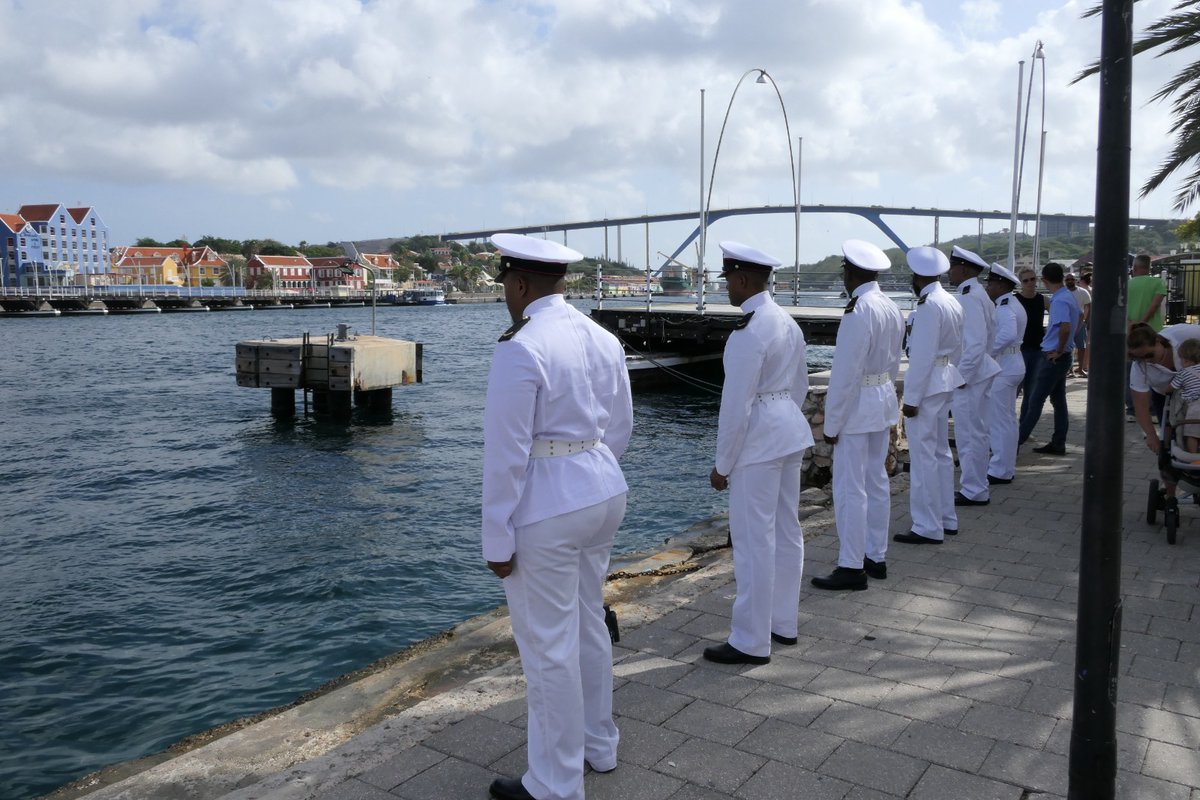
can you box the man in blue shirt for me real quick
[1017,262,1080,455]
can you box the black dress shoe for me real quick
[944,528,958,536]
[863,557,887,580]
[893,531,942,545]
[1032,443,1066,455]
[810,567,868,591]
[703,642,770,665]
[770,632,798,646]
[490,777,536,800]
[987,474,1013,485]
[954,491,990,506]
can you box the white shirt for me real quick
[992,293,1028,378]
[1130,323,1200,394]
[903,282,964,407]
[715,291,814,474]
[824,282,905,438]
[956,276,1002,385]
[481,294,633,562]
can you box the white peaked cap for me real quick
[987,262,1020,285]
[490,233,583,264]
[950,245,989,270]
[719,240,782,269]
[907,246,950,276]
[842,239,891,271]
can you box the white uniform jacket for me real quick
[824,282,905,438]
[715,291,814,475]
[991,293,1028,378]
[481,295,633,562]
[903,283,965,407]
[956,277,1002,386]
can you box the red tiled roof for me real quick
[251,255,311,267]
[0,213,27,232]
[17,204,60,222]
[67,207,92,224]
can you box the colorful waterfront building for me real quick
[0,213,46,289]
[16,204,111,287]
[111,245,229,287]
[246,254,314,291]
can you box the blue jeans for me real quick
[1018,351,1073,448]
[1020,346,1042,421]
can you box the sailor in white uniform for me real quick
[895,246,965,545]
[482,233,633,800]
[947,245,1001,507]
[704,240,813,665]
[984,262,1027,485]
[810,240,904,590]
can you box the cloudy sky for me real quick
[0,0,1188,271]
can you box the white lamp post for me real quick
[1008,41,1047,270]
[340,243,377,335]
[699,68,799,312]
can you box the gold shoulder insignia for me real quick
[961,284,972,295]
[498,316,531,342]
[917,295,927,305]
[843,296,858,314]
[734,311,755,329]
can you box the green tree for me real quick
[417,251,440,273]
[1078,1,1200,210]
[258,239,296,256]
[135,237,164,246]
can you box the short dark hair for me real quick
[1134,253,1152,269]
[1042,262,1064,283]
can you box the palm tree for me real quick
[1078,1,1200,211]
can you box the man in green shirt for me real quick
[1126,253,1169,419]
[1128,254,1167,331]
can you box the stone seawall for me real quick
[800,372,907,488]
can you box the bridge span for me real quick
[441,204,1174,274]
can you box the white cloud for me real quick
[0,0,1190,258]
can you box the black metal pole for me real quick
[1069,1,1132,797]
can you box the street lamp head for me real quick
[337,262,355,276]
[1033,40,1045,59]
[755,70,768,84]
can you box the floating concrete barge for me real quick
[236,329,422,416]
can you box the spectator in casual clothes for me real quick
[1065,272,1091,377]
[1015,267,1046,422]
[1127,253,1170,420]
[1018,262,1079,455]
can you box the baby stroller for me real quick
[1146,391,1200,544]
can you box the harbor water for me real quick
[0,298,843,799]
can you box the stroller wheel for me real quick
[1165,503,1179,545]
[1147,479,1161,524]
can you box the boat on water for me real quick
[399,287,446,306]
[625,351,723,390]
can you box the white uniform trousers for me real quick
[951,379,994,502]
[832,429,891,568]
[727,451,805,658]
[908,391,957,539]
[987,372,1023,481]
[504,494,627,800]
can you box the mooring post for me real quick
[270,388,296,416]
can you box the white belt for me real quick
[998,346,1020,356]
[530,438,601,458]
[756,391,792,402]
[934,356,950,367]
[861,372,891,387]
